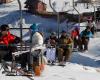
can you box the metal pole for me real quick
[91,2,96,23]
[17,0,23,51]
[90,1,97,33]
[49,0,60,39]
[72,0,80,26]
[57,12,60,39]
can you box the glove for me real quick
[14,36,22,44]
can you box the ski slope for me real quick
[0,38,100,80]
[0,0,100,80]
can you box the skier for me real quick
[71,27,79,50]
[45,32,58,65]
[79,27,93,52]
[0,24,22,71]
[20,23,45,74]
[57,30,73,66]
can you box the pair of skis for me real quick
[3,54,34,80]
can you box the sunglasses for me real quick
[2,29,9,31]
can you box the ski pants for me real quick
[20,50,41,71]
[78,37,89,51]
[57,47,72,62]
[46,48,56,62]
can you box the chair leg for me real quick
[0,63,4,71]
[0,60,6,71]
[0,60,9,73]
[11,54,16,73]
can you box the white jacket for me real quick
[31,32,45,51]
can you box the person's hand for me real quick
[0,41,4,44]
[76,36,78,39]
[14,36,22,44]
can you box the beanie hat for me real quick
[61,30,66,33]
[0,24,9,31]
[30,23,39,32]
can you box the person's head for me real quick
[61,30,67,37]
[0,24,9,35]
[50,32,56,37]
[30,23,39,34]
[85,27,91,32]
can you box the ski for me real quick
[57,64,66,67]
[4,60,34,80]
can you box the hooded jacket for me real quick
[32,32,43,47]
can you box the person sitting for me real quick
[71,27,79,49]
[45,32,58,48]
[45,32,58,65]
[57,30,73,66]
[0,24,22,71]
[19,23,45,74]
[79,27,93,52]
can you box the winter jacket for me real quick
[49,36,58,47]
[31,32,45,52]
[0,32,15,46]
[71,30,79,39]
[45,36,58,47]
[80,30,93,39]
[32,32,43,47]
[58,36,73,49]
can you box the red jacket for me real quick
[0,32,15,46]
[71,30,79,39]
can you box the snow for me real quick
[41,0,97,14]
[0,0,100,80]
[1,37,100,80]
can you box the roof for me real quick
[25,0,46,5]
[25,0,35,4]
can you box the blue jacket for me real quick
[80,30,93,38]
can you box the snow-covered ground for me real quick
[0,38,100,80]
[0,0,100,80]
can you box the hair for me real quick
[0,24,9,31]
